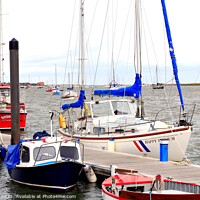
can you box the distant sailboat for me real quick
[152,65,164,89]
[52,64,60,95]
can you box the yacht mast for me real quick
[135,0,144,119]
[0,0,2,82]
[135,0,141,75]
[80,0,84,89]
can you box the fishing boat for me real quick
[4,112,84,191]
[102,168,200,200]
[58,0,195,162]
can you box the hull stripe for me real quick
[133,141,143,152]
[139,140,150,152]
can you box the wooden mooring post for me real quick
[9,38,20,145]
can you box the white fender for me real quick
[83,165,97,183]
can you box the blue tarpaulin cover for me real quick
[62,90,86,110]
[4,139,40,170]
[94,73,142,98]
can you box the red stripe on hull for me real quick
[133,141,143,152]
[58,127,189,140]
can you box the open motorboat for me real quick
[102,168,200,200]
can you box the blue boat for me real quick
[4,137,84,191]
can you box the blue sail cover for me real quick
[94,73,142,98]
[4,139,40,170]
[62,90,86,110]
[161,0,184,111]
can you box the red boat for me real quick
[102,168,200,200]
[0,84,27,130]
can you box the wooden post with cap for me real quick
[9,38,20,145]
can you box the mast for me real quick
[135,0,144,119]
[80,0,84,89]
[161,0,184,111]
[135,0,141,75]
[0,0,2,82]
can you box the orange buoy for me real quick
[35,92,38,94]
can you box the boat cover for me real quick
[93,73,142,98]
[62,90,86,110]
[4,139,40,170]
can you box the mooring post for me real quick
[9,38,20,145]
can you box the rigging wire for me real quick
[61,0,77,97]
[92,1,110,94]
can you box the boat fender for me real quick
[83,165,97,183]
[59,115,67,129]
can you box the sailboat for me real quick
[152,65,164,89]
[0,0,27,130]
[52,64,60,95]
[61,73,77,99]
[58,0,195,162]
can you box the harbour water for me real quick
[0,85,200,199]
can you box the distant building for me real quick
[37,82,45,86]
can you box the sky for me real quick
[1,0,200,85]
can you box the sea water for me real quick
[0,85,200,199]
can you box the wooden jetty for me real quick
[2,134,200,185]
[84,147,200,184]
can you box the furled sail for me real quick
[62,90,86,110]
[94,73,142,98]
[161,0,184,111]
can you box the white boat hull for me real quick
[59,126,191,161]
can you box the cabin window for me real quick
[92,102,112,117]
[21,146,30,163]
[0,89,10,97]
[33,146,56,161]
[112,101,132,115]
[60,146,79,160]
[93,127,105,134]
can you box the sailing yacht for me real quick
[58,0,195,162]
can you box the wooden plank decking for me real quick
[1,133,200,185]
[84,147,200,184]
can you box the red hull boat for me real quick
[102,169,200,200]
[0,84,27,130]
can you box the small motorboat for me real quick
[102,168,200,199]
[4,111,84,192]
[4,136,84,191]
